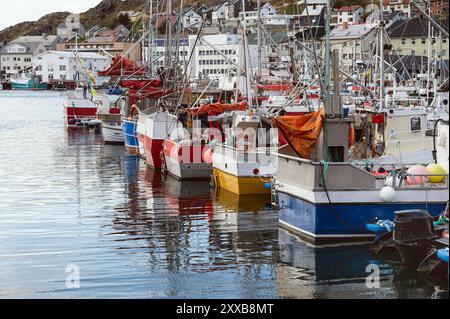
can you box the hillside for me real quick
[0,0,148,42]
[0,0,372,42]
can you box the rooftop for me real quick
[387,16,449,37]
[337,5,362,12]
[329,23,374,39]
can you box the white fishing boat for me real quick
[99,114,124,144]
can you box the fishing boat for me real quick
[99,113,124,144]
[212,109,278,195]
[123,117,139,155]
[64,88,99,127]
[162,138,212,180]
[98,96,125,144]
[271,100,449,243]
[162,102,249,180]
[138,110,183,169]
[11,75,48,90]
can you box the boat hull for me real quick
[101,121,124,144]
[213,168,271,195]
[64,106,98,127]
[163,141,212,180]
[143,136,164,169]
[11,81,48,90]
[123,119,139,155]
[277,191,446,244]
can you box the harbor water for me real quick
[0,91,447,299]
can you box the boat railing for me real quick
[214,143,279,165]
[274,151,449,191]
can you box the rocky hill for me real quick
[0,0,148,42]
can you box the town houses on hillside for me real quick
[1,0,448,83]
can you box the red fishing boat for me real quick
[64,89,98,127]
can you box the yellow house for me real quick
[387,16,449,60]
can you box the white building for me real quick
[189,34,258,91]
[11,35,62,51]
[182,7,203,28]
[0,42,45,79]
[239,2,280,26]
[32,51,110,85]
[327,23,377,72]
[337,5,365,25]
[57,18,86,40]
[366,10,408,27]
[383,0,414,17]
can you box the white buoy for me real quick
[380,186,396,202]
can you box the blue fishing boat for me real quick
[272,114,448,244]
[123,118,139,155]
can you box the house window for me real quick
[411,39,415,44]
[401,38,406,44]
[59,65,66,71]
[410,117,421,132]
[421,38,426,44]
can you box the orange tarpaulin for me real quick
[186,101,249,116]
[272,107,325,159]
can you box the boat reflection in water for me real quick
[276,229,448,299]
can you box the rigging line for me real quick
[303,0,325,100]
[176,20,206,107]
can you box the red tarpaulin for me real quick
[119,79,162,90]
[186,101,249,116]
[98,56,146,77]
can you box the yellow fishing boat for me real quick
[211,110,277,195]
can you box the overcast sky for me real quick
[0,0,103,30]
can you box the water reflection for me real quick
[0,91,447,299]
[276,229,449,299]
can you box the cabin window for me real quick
[410,117,421,132]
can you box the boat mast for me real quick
[324,0,332,114]
[257,0,262,81]
[379,0,385,110]
[165,0,172,70]
[241,0,253,107]
[148,0,155,77]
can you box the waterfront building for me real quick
[32,50,110,85]
[11,35,62,51]
[56,29,141,62]
[0,42,45,79]
[188,33,258,90]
